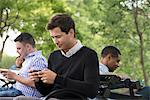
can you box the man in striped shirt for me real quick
[0,32,47,97]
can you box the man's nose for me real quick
[53,38,58,44]
[116,65,119,68]
[116,63,120,67]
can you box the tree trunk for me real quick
[0,50,2,62]
[132,1,148,86]
[0,35,9,62]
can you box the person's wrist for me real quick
[12,73,18,80]
[52,73,57,84]
[54,75,65,86]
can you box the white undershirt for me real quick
[61,40,83,57]
[99,63,110,74]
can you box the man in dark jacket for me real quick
[14,13,99,100]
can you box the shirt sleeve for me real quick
[35,80,54,96]
[30,56,48,71]
[35,54,53,96]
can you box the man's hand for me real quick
[1,70,17,80]
[38,69,57,84]
[29,70,41,82]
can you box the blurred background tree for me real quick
[0,0,149,85]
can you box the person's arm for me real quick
[35,80,54,96]
[54,50,99,98]
[2,71,35,87]
[34,54,54,96]
[7,56,47,88]
[13,73,35,87]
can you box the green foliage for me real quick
[0,54,16,69]
[1,0,150,85]
[66,0,150,85]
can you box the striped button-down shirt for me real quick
[13,51,48,97]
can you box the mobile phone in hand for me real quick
[32,70,41,72]
[29,70,41,76]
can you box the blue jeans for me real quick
[136,86,150,100]
[0,87,22,97]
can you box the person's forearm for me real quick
[14,75,35,87]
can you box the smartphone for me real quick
[32,70,41,72]
[29,70,41,75]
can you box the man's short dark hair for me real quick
[46,13,75,34]
[14,32,35,48]
[101,46,121,58]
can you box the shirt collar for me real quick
[61,40,83,57]
[99,63,109,74]
[25,51,42,59]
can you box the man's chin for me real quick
[57,45,62,49]
[58,47,62,50]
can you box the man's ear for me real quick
[25,43,32,51]
[25,43,30,48]
[68,29,75,37]
[107,54,112,60]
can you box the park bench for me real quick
[0,73,144,100]
[97,74,143,100]
[43,74,143,100]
